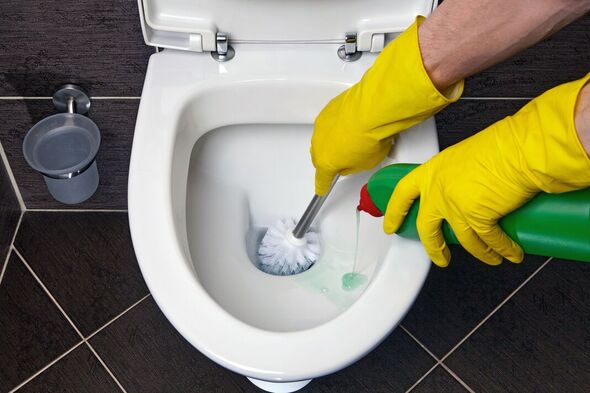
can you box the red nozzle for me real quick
[357,184,383,217]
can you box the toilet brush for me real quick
[357,163,590,262]
[257,176,339,275]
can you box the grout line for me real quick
[0,96,532,101]
[400,325,440,362]
[0,141,26,211]
[11,245,146,393]
[404,363,439,393]
[0,96,141,100]
[84,342,129,393]
[0,251,9,285]
[0,97,52,100]
[400,325,445,393]
[460,97,532,100]
[403,254,551,393]
[8,341,85,393]
[439,362,476,393]
[0,212,24,285]
[13,247,86,338]
[91,97,141,100]
[439,257,553,363]
[26,208,128,213]
[86,293,151,341]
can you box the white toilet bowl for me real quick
[130,1,438,391]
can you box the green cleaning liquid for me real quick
[342,209,367,291]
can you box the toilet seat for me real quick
[130,0,438,388]
[138,0,437,54]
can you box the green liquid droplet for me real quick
[342,209,367,291]
[342,272,367,291]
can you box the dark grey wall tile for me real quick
[0,253,80,392]
[435,99,527,149]
[0,156,20,261]
[411,367,468,393]
[0,0,153,96]
[446,259,590,392]
[402,246,547,357]
[18,345,120,393]
[14,212,149,336]
[463,13,590,98]
[0,99,138,209]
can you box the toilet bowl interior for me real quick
[186,123,394,332]
[161,80,435,335]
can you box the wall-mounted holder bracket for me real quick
[52,84,91,114]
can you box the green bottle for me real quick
[357,163,590,263]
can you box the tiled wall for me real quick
[437,12,589,148]
[0,1,588,211]
[0,0,154,210]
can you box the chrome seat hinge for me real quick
[211,32,235,62]
[337,32,362,62]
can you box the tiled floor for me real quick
[0,155,20,261]
[1,211,589,392]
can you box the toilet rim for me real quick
[129,76,431,381]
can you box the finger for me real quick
[383,170,421,234]
[415,206,451,268]
[314,168,338,196]
[474,224,524,264]
[447,218,503,266]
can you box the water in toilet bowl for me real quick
[186,124,393,332]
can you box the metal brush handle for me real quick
[292,175,340,239]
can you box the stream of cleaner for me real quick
[341,208,368,291]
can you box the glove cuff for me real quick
[515,73,590,193]
[413,16,464,103]
[353,16,465,136]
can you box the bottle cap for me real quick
[357,184,384,217]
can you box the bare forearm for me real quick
[419,0,590,91]
[576,82,590,155]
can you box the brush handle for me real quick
[293,175,340,239]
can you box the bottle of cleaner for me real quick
[357,163,590,263]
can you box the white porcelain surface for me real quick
[129,46,437,383]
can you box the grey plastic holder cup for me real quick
[23,113,101,204]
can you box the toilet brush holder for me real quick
[23,84,101,204]
[358,163,590,263]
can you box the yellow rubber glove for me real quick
[383,73,590,267]
[311,17,464,196]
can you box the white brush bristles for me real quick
[257,217,321,275]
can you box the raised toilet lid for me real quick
[138,0,437,53]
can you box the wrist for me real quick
[575,82,590,156]
[417,22,451,92]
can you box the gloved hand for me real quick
[311,17,464,196]
[383,74,590,267]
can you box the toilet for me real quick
[129,0,438,391]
